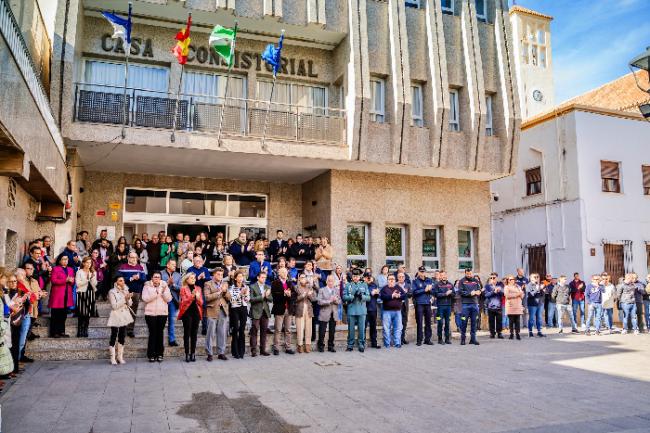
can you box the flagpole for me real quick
[170,64,185,143]
[217,21,238,147]
[261,29,284,151]
[120,2,133,139]
[121,49,130,139]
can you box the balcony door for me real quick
[84,60,169,94]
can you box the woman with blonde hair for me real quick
[75,256,98,338]
[294,273,317,353]
[504,275,524,340]
[107,276,133,365]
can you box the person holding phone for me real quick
[178,273,203,362]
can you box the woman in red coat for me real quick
[178,273,203,362]
[49,255,75,338]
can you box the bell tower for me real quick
[510,5,555,120]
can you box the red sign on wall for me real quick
[96,210,106,216]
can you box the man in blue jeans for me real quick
[569,272,586,329]
[585,274,604,335]
[434,271,454,344]
[456,269,482,345]
[617,274,640,335]
[161,259,182,346]
[526,273,545,337]
[380,275,406,348]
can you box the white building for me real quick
[491,70,650,282]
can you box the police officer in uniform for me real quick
[434,271,454,344]
[412,266,434,346]
[456,268,483,345]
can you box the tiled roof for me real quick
[509,5,553,21]
[559,70,650,114]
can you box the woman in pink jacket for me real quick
[141,272,172,362]
[504,275,524,340]
[49,255,75,338]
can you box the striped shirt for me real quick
[229,284,250,308]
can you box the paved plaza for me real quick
[2,332,650,433]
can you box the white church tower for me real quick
[509,5,554,120]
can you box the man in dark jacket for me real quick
[380,275,406,348]
[412,266,434,346]
[434,271,454,344]
[229,232,252,266]
[397,271,412,345]
[268,230,288,264]
[270,267,296,355]
[456,269,482,345]
[249,271,272,357]
[364,273,381,349]
[569,272,586,329]
[91,229,114,255]
[551,275,578,333]
[288,234,310,270]
[484,274,504,339]
[526,273,546,338]
[117,252,148,337]
[145,234,161,276]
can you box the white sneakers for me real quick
[634,330,640,335]
[622,329,628,334]
[109,346,117,365]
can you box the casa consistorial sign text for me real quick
[101,34,318,78]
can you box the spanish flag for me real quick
[172,14,192,65]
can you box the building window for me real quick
[449,89,460,131]
[347,224,369,268]
[441,0,454,14]
[84,60,170,94]
[458,228,474,270]
[257,80,327,114]
[526,244,547,277]
[524,26,548,69]
[370,78,385,123]
[521,42,530,64]
[475,0,486,21]
[642,165,650,195]
[525,167,542,196]
[6,178,16,209]
[411,83,424,127]
[603,243,625,283]
[601,161,621,193]
[405,0,420,8]
[386,226,406,270]
[183,71,246,103]
[125,189,167,213]
[485,94,494,136]
[422,227,441,271]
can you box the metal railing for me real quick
[73,83,347,144]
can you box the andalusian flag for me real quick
[209,24,237,67]
[172,14,192,65]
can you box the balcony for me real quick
[72,83,346,145]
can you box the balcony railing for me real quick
[73,83,346,144]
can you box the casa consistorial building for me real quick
[19,0,522,278]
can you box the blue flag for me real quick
[261,33,284,76]
[101,3,133,52]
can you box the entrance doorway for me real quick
[167,224,226,242]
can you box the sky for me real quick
[513,0,650,103]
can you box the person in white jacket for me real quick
[600,273,617,334]
[75,257,98,338]
[141,273,172,362]
[107,277,133,365]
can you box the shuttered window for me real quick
[601,161,621,193]
[525,167,542,196]
[526,245,547,277]
[642,165,650,195]
[603,244,625,284]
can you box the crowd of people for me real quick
[0,228,648,383]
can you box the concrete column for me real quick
[460,0,487,172]
[409,222,423,274]
[264,0,283,18]
[494,0,522,174]
[307,0,326,25]
[369,221,386,272]
[423,0,451,167]
[346,0,371,161]
[216,0,236,9]
[445,225,460,281]
[387,0,408,164]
